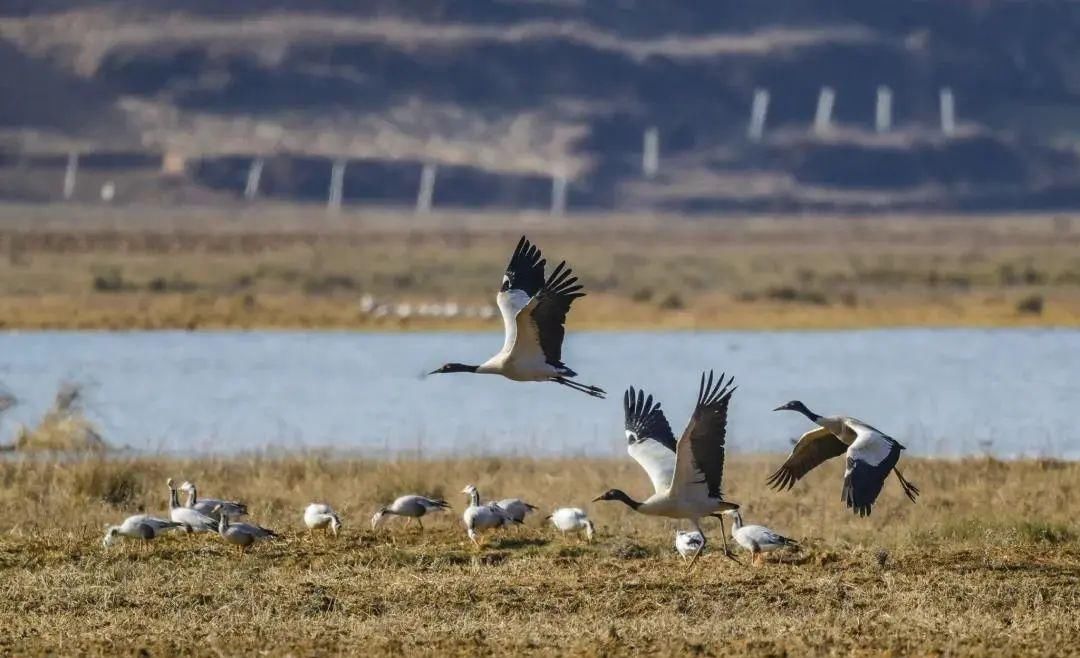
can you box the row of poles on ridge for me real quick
[59,86,960,216]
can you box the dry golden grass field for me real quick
[0,204,1077,330]
[1,455,1078,656]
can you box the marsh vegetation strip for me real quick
[0,206,1077,330]
[2,329,1077,457]
[1,456,1078,656]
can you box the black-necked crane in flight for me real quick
[593,371,740,558]
[767,401,920,517]
[428,236,605,398]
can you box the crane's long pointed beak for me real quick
[772,405,785,412]
[591,496,604,502]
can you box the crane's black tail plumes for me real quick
[894,469,920,503]
[553,377,606,399]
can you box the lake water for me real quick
[0,329,1076,459]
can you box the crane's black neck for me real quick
[444,363,480,374]
[608,489,641,510]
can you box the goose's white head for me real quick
[102,526,120,548]
[179,481,195,493]
[461,484,477,496]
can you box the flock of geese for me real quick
[103,236,920,565]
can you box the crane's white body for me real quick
[549,507,594,541]
[477,290,570,381]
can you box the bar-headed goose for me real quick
[674,530,705,564]
[494,498,538,524]
[594,372,740,556]
[215,506,278,558]
[461,484,517,545]
[767,401,920,517]
[728,510,797,566]
[103,515,182,549]
[371,495,451,531]
[428,236,605,399]
[166,478,219,533]
[548,507,595,542]
[179,480,248,520]
[303,503,342,537]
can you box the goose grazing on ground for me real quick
[674,530,706,564]
[179,481,247,520]
[102,515,182,549]
[303,503,342,537]
[728,510,797,566]
[166,478,219,533]
[767,401,920,517]
[548,507,595,542]
[493,498,538,524]
[428,236,605,399]
[371,495,451,531]
[215,506,278,557]
[461,484,517,546]
[594,371,741,556]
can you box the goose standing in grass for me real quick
[102,515,182,550]
[548,507,595,542]
[371,495,451,531]
[728,510,798,566]
[166,478,219,533]
[674,530,706,565]
[179,481,247,520]
[215,506,278,558]
[461,484,517,546]
[494,498,538,524]
[767,401,920,517]
[303,503,342,537]
[428,236,605,399]
[594,372,740,556]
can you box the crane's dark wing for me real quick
[671,371,737,500]
[527,259,584,366]
[765,427,847,491]
[501,235,546,297]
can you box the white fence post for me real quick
[62,151,78,200]
[244,157,264,200]
[813,87,835,136]
[550,167,567,217]
[748,88,770,142]
[642,126,659,178]
[939,87,956,136]
[875,85,893,133]
[416,163,437,214]
[327,158,346,212]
